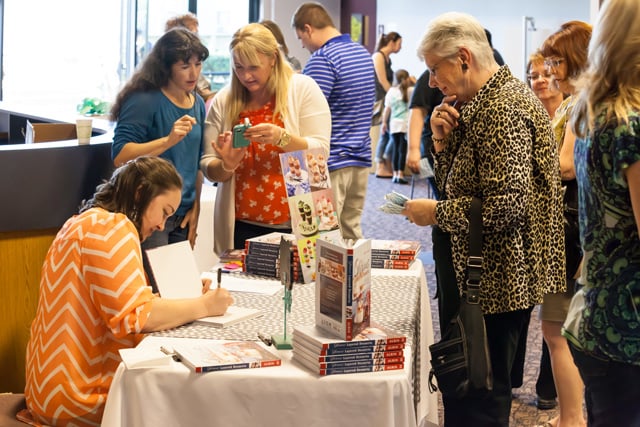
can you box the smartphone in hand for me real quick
[232,118,251,148]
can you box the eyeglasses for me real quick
[544,57,565,69]
[526,72,552,82]
[427,55,456,78]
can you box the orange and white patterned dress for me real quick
[234,101,290,225]
[23,207,155,426]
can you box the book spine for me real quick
[292,334,406,353]
[371,249,419,256]
[294,346,405,364]
[370,260,414,269]
[317,362,404,376]
[345,251,354,341]
[302,348,405,362]
[198,362,251,373]
[315,358,404,369]
[259,359,282,368]
[294,353,406,376]
[370,253,416,261]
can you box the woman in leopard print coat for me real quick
[404,12,566,426]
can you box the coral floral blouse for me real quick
[235,100,290,225]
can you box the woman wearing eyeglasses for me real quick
[403,12,565,426]
[527,51,564,119]
[537,20,592,427]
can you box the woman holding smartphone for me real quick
[201,23,330,253]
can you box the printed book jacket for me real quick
[172,340,281,373]
[315,236,371,340]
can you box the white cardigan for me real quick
[200,73,331,254]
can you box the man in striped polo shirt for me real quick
[292,2,376,240]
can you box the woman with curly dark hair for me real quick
[111,27,209,257]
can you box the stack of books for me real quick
[370,240,421,270]
[291,322,407,376]
[243,232,303,282]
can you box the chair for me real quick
[0,393,28,426]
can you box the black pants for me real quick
[233,221,292,250]
[431,225,459,328]
[443,308,533,426]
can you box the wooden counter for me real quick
[0,103,115,392]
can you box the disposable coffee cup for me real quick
[76,118,93,145]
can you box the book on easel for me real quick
[315,235,371,340]
[172,340,281,373]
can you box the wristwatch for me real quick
[276,128,291,148]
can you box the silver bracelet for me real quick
[221,161,238,173]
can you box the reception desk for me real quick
[0,103,115,392]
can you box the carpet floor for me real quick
[361,172,562,426]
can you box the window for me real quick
[1,0,250,116]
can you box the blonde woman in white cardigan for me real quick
[200,23,330,254]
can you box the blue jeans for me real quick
[570,344,640,427]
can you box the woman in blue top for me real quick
[566,0,640,425]
[111,28,208,260]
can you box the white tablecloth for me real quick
[102,261,438,427]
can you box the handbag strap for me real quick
[465,197,483,305]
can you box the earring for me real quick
[461,63,468,71]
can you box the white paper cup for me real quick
[76,118,93,145]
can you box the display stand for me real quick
[272,236,293,349]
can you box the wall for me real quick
[340,0,377,53]
[261,0,341,71]
[374,0,592,80]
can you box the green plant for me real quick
[77,97,110,116]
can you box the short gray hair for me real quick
[418,12,495,69]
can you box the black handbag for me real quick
[428,197,493,398]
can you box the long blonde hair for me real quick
[572,0,640,138]
[226,23,293,126]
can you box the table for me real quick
[102,261,438,427]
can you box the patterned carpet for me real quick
[361,172,560,426]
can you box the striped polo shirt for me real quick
[303,34,376,171]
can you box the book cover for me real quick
[370,239,421,255]
[172,340,281,373]
[293,352,404,376]
[293,322,406,352]
[315,237,372,340]
[280,148,341,283]
[194,306,262,328]
[293,339,405,364]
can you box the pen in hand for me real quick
[217,267,222,289]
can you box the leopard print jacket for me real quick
[434,66,566,314]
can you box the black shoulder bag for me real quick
[428,197,493,398]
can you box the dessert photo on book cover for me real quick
[280,147,340,283]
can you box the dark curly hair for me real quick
[80,156,182,236]
[110,27,209,120]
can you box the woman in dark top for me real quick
[371,31,402,178]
